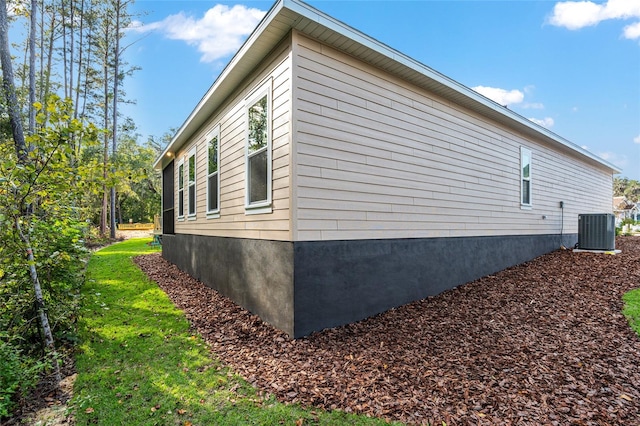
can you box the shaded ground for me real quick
[5,357,75,426]
[135,237,640,425]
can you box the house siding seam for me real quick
[292,32,612,242]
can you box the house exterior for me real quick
[154,0,618,338]
[613,196,638,224]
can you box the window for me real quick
[245,81,272,213]
[187,147,196,218]
[177,160,184,219]
[521,147,532,207]
[207,126,220,217]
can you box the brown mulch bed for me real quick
[134,237,640,425]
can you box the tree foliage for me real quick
[614,177,640,203]
[0,96,100,414]
[0,0,164,418]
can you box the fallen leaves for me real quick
[135,236,640,425]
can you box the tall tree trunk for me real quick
[109,0,120,239]
[1,0,60,388]
[38,0,44,102]
[117,195,122,227]
[42,10,56,125]
[69,0,74,103]
[15,218,62,385]
[61,0,68,99]
[0,0,28,162]
[79,5,91,122]
[73,0,84,120]
[100,23,110,237]
[29,0,37,134]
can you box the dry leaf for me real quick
[135,237,640,425]
[85,407,94,414]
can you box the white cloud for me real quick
[528,117,555,128]
[624,21,640,39]
[548,1,607,29]
[548,0,640,40]
[634,134,640,144]
[472,86,524,106]
[129,4,266,63]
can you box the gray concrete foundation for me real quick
[163,234,295,336]
[162,233,576,338]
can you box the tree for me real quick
[614,177,628,197]
[0,96,100,385]
[89,0,137,237]
[0,0,28,161]
[28,0,36,134]
[0,1,159,412]
[112,122,161,224]
[614,177,640,203]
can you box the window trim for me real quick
[244,79,273,214]
[206,125,221,219]
[521,146,532,209]
[177,159,185,221]
[187,146,197,219]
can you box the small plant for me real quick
[0,340,21,418]
[0,339,45,419]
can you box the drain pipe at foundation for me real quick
[560,201,565,249]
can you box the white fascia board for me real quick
[154,0,287,169]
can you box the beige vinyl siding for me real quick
[292,31,612,241]
[173,37,292,241]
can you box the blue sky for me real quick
[124,0,640,179]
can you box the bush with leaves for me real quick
[0,339,45,418]
[0,96,100,417]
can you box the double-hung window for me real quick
[521,147,532,207]
[207,126,220,217]
[245,80,272,214]
[177,160,185,219]
[187,147,196,218]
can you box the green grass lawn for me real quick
[73,238,392,425]
[623,287,640,337]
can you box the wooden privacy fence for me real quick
[117,215,161,231]
[116,222,154,231]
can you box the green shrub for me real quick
[0,218,89,355]
[620,218,637,226]
[0,339,44,419]
[0,340,22,418]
